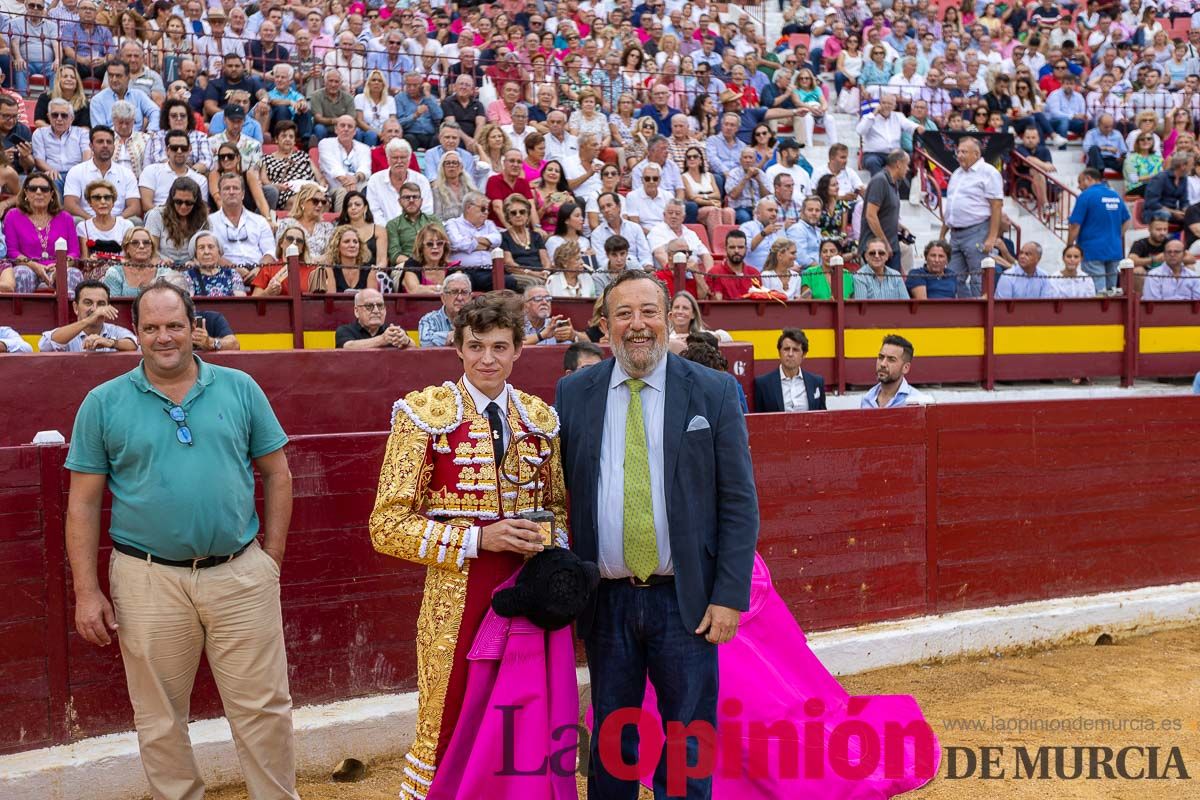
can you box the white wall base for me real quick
[3,582,1197,800]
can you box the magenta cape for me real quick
[594,555,941,797]
[427,571,579,800]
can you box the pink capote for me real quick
[427,571,579,800]
[598,555,941,797]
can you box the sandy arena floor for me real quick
[208,625,1200,800]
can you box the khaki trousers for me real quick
[109,541,299,800]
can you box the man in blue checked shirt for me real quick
[417,273,473,347]
[90,61,160,131]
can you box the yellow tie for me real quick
[623,379,658,581]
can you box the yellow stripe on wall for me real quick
[844,327,985,358]
[1139,326,1200,355]
[995,325,1124,355]
[237,333,296,351]
[302,331,337,350]
[728,328,835,360]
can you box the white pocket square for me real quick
[687,415,710,432]
[814,387,821,399]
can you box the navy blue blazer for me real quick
[752,369,827,413]
[555,354,760,639]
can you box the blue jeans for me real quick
[733,206,752,224]
[586,579,718,800]
[863,151,888,176]
[1049,116,1085,139]
[14,60,55,94]
[1082,259,1119,292]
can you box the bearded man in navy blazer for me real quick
[752,328,827,412]
[555,270,759,799]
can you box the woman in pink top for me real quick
[0,172,83,294]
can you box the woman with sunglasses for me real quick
[102,227,169,297]
[834,35,863,101]
[250,229,320,295]
[431,151,477,221]
[681,146,734,244]
[0,174,81,294]
[208,144,273,220]
[144,176,210,266]
[34,65,89,130]
[623,117,660,185]
[314,225,379,294]
[275,183,335,259]
[77,179,135,260]
[584,163,622,231]
[1163,108,1195,160]
[500,193,551,282]
[395,224,451,295]
[337,189,388,273]
[1123,130,1164,197]
[185,231,246,297]
[750,124,776,168]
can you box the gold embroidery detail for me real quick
[405,567,468,789]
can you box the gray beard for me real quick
[612,334,667,378]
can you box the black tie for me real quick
[485,401,505,467]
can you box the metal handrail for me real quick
[1008,150,1080,243]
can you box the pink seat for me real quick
[685,223,711,252]
[710,224,739,258]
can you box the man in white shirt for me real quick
[764,138,811,197]
[752,329,827,412]
[855,94,918,175]
[32,98,90,189]
[208,173,276,265]
[591,191,654,271]
[139,130,208,210]
[64,125,142,220]
[38,281,137,353]
[939,137,1003,298]
[886,58,923,102]
[501,104,532,156]
[810,142,866,201]
[0,325,32,353]
[366,138,432,221]
[318,115,373,212]
[629,136,685,200]
[323,32,367,93]
[623,163,672,232]
[543,109,579,162]
[648,199,713,271]
[559,132,605,207]
[738,197,783,269]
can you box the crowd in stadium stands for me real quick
[0,0,1199,353]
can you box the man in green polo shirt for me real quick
[64,280,299,800]
[386,181,443,266]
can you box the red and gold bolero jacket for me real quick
[369,380,568,572]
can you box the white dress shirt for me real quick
[209,208,276,264]
[855,110,918,154]
[38,322,136,352]
[624,188,671,231]
[597,356,672,579]
[544,131,579,162]
[647,223,709,262]
[317,137,373,187]
[138,163,208,208]
[0,326,32,353]
[780,367,810,412]
[943,159,1003,229]
[366,168,433,221]
[458,376,511,561]
[591,217,654,271]
[64,160,140,217]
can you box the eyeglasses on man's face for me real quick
[357,302,385,311]
[168,144,190,152]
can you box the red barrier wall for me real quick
[2,397,1200,755]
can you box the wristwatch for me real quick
[210,337,221,351]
